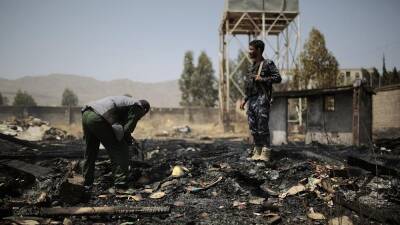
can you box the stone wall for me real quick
[373,85,400,139]
[0,106,220,126]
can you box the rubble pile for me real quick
[0,137,399,224]
[0,117,75,141]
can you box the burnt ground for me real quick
[0,136,399,225]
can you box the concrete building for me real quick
[337,68,374,86]
[270,84,374,146]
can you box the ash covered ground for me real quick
[0,134,400,225]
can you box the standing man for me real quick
[81,96,150,188]
[240,40,282,161]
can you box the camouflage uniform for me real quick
[81,96,148,187]
[244,58,281,147]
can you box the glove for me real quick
[111,123,124,141]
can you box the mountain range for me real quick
[0,74,181,107]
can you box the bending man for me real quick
[81,96,150,188]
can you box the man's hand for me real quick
[255,75,262,81]
[240,101,246,110]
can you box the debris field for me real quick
[0,131,399,224]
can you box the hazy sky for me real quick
[0,0,399,82]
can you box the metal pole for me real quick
[225,20,230,113]
[262,12,266,56]
[277,34,280,69]
[219,31,225,128]
[286,26,289,70]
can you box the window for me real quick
[355,72,360,79]
[345,71,351,84]
[339,73,345,85]
[324,96,335,111]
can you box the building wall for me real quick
[305,92,354,145]
[373,85,400,139]
[270,97,288,145]
[0,106,71,125]
[0,106,220,126]
[358,88,373,145]
[337,68,373,86]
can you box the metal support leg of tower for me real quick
[219,12,300,132]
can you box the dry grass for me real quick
[54,119,249,140]
[134,119,248,139]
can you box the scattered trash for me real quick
[31,206,170,216]
[307,208,326,220]
[185,176,223,193]
[35,192,48,205]
[108,188,116,194]
[117,188,136,195]
[321,178,335,193]
[174,125,191,134]
[171,165,189,177]
[233,201,246,209]
[199,212,209,219]
[5,218,41,225]
[1,134,399,224]
[146,149,160,159]
[0,117,75,141]
[149,191,166,199]
[306,177,321,191]
[328,216,353,225]
[98,194,108,199]
[119,222,135,225]
[128,194,143,201]
[143,188,153,194]
[264,213,281,224]
[173,201,185,207]
[63,217,73,225]
[161,179,178,189]
[249,197,265,205]
[260,184,278,196]
[279,184,306,198]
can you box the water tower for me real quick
[219,0,300,131]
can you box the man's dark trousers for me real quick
[82,110,129,187]
[247,94,271,147]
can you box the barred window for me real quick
[324,96,335,111]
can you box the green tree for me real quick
[192,51,218,107]
[381,54,390,86]
[371,67,380,88]
[61,88,79,106]
[290,67,301,90]
[392,67,399,84]
[0,92,9,106]
[361,68,371,86]
[230,50,249,103]
[13,90,37,106]
[2,96,9,106]
[179,51,195,107]
[293,28,339,89]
